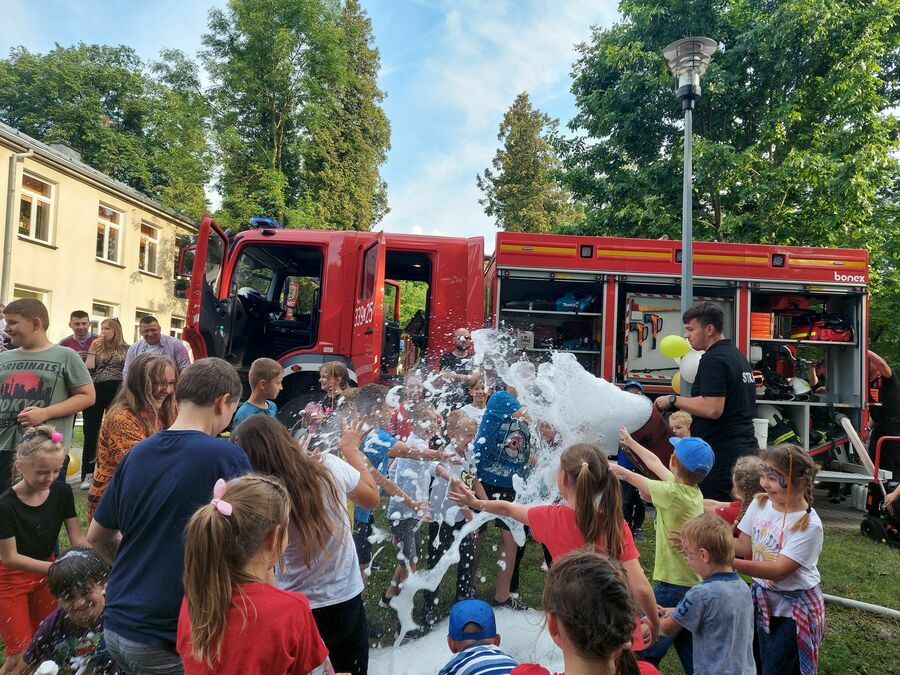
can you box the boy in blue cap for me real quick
[438,599,517,675]
[613,428,714,674]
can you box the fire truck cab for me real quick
[183,215,483,422]
[485,231,871,458]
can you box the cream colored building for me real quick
[0,121,197,344]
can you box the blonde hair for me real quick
[319,361,350,389]
[17,425,66,462]
[249,358,283,387]
[95,318,129,360]
[756,443,817,532]
[681,513,734,566]
[559,444,624,556]
[731,455,762,524]
[183,474,290,669]
[668,410,692,430]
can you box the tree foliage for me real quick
[203,0,390,231]
[477,92,583,233]
[562,0,899,360]
[0,44,211,215]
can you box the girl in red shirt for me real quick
[451,443,659,648]
[511,550,660,675]
[177,474,333,675]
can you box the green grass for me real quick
[3,494,899,673]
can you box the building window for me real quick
[90,301,117,334]
[139,223,160,274]
[12,284,49,304]
[96,205,123,263]
[134,309,153,342]
[169,316,185,340]
[18,173,54,243]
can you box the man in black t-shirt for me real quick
[868,350,900,478]
[439,328,474,409]
[655,302,758,500]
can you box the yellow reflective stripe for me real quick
[596,249,670,259]
[790,258,866,268]
[499,244,577,255]
[694,253,768,263]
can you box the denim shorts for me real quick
[104,628,183,675]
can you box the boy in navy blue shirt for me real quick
[88,358,252,674]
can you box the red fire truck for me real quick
[485,231,871,457]
[183,215,483,420]
[185,216,872,459]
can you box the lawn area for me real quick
[3,491,899,672]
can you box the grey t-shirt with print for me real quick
[671,571,755,675]
[0,345,93,452]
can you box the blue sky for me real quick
[2,0,620,251]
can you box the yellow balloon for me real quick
[660,334,691,359]
[66,452,81,478]
[672,372,682,395]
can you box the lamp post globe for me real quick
[663,37,717,319]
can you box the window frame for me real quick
[139,222,161,275]
[169,316,185,340]
[96,204,124,264]
[12,284,50,305]
[90,301,118,335]
[18,172,56,244]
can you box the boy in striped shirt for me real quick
[439,600,517,675]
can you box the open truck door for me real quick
[184,214,230,360]
[351,234,387,384]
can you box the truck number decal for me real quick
[354,300,375,328]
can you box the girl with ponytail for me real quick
[177,474,333,675]
[511,550,659,675]
[451,443,659,652]
[734,443,824,675]
[0,425,86,674]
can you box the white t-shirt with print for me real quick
[428,446,478,525]
[276,452,362,609]
[387,433,435,521]
[738,498,823,617]
[460,404,485,425]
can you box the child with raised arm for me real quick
[658,513,755,674]
[0,427,86,674]
[232,357,283,428]
[348,384,457,584]
[177,474,333,675]
[613,428,714,672]
[452,443,659,652]
[734,444,824,675]
[231,414,379,675]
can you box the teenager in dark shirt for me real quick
[655,302,757,500]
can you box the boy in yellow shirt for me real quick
[613,427,713,673]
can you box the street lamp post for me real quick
[663,37,717,318]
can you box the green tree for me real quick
[563,0,899,250]
[203,0,390,231]
[477,92,583,233]
[0,44,210,214]
[300,0,391,230]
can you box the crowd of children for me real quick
[0,303,828,675]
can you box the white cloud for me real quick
[379,0,619,251]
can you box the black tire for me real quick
[860,515,888,542]
[276,389,323,430]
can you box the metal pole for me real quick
[681,108,693,318]
[2,150,32,302]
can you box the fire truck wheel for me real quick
[275,390,324,429]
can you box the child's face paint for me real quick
[758,462,788,504]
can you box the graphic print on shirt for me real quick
[498,418,530,464]
[0,359,63,428]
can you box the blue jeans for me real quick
[105,628,183,675]
[640,581,694,674]
[759,616,800,675]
